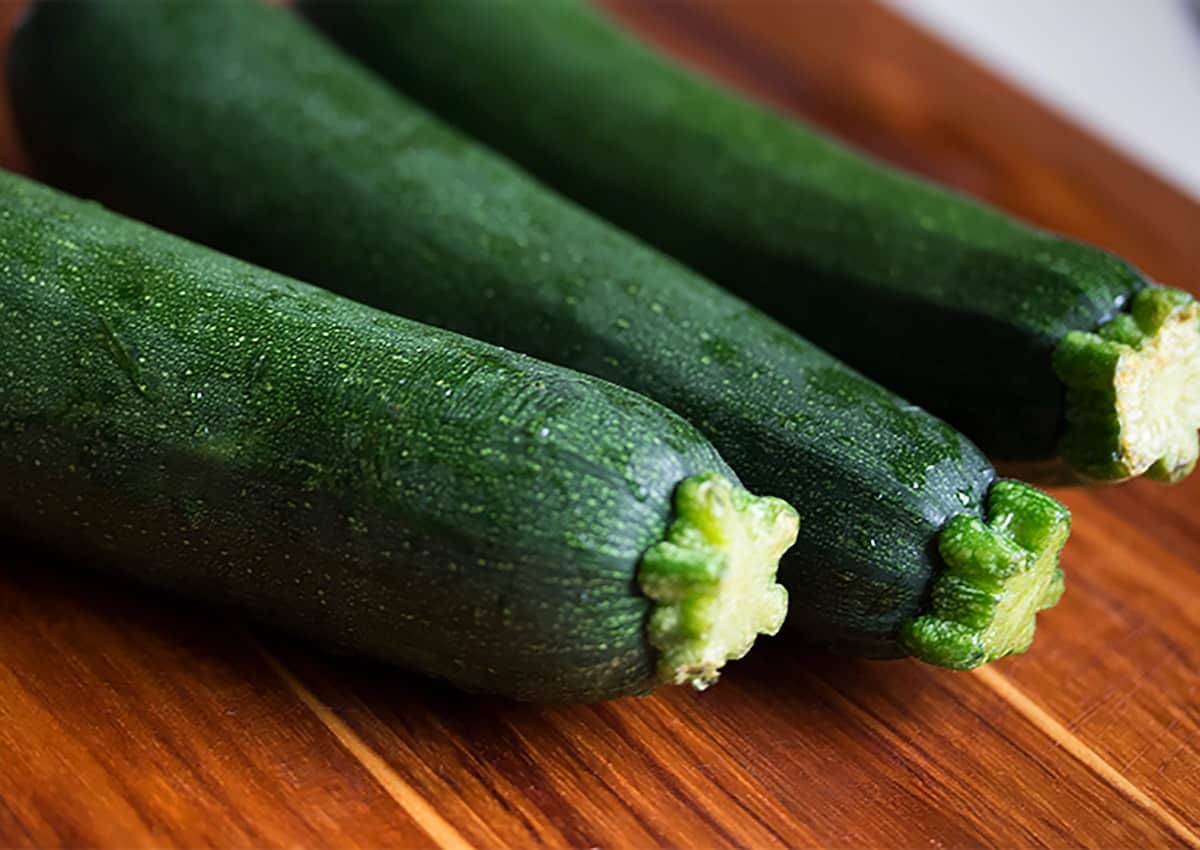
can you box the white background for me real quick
[885,0,1200,201]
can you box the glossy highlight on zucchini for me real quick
[0,170,799,702]
[8,0,1071,667]
[302,0,1200,485]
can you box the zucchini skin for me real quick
[9,0,1000,660]
[0,171,742,703]
[301,0,1151,466]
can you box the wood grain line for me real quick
[973,666,1200,849]
[255,643,476,850]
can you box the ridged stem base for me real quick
[1055,287,1200,483]
[639,473,797,689]
[901,480,1070,670]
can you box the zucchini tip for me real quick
[638,473,796,690]
[1054,287,1200,484]
[901,480,1070,670]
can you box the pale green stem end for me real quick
[902,480,1070,670]
[1054,287,1200,483]
[639,473,797,690]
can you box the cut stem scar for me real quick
[639,473,797,689]
[902,480,1070,670]
[1055,287,1200,483]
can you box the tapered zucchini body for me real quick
[300,0,1200,485]
[8,0,1069,666]
[0,171,798,702]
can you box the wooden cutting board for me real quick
[1,2,1197,847]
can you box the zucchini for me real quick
[0,170,799,703]
[302,0,1200,485]
[9,0,1071,667]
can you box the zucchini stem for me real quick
[902,480,1070,670]
[1054,287,1200,483]
[638,473,797,689]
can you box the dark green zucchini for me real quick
[8,0,1070,668]
[301,0,1200,486]
[0,170,800,702]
